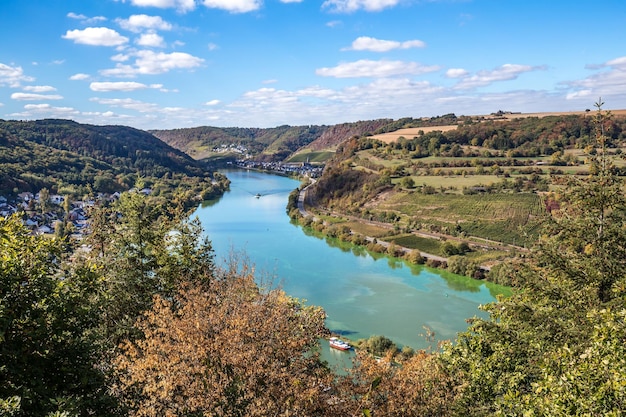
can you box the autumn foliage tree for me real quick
[114,261,333,417]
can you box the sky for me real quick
[1,0,625,130]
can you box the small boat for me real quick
[329,337,351,351]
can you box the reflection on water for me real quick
[194,169,505,350]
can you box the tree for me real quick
[0,215,115,416]
[38,187,50,214]
[114,261,333,417]
[400,176,415,189]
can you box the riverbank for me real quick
[291,181,518,283]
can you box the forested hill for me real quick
[0,119,211,195]
[150,119,391,161]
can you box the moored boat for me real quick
[329,337,351,351]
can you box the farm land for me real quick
[304,109,626,270]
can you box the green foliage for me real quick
[0,215,115,416]
[0,119,224,201]
[357,335,398,357]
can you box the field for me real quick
[287,150,334,163]
[372,191,544,246]
[369,125,459,143]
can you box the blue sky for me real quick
[1,0,625,129]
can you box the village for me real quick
[0,188,147,239]
[233,160,324,178]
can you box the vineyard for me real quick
[374,191,544,246]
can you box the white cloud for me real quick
[605,56,626,69]
[207,43,219,51]
[202,0,262,13]
[69,73,90,81]
[322,0,402,13]
[117,14,173,32]
[63,27,129,46]
[446,68,468,78]
[566,90,593,100]
[67,12,107,23]
[137,33,166,47]
[111,53,130,62]
[280,0,302,2]
[100,50,204,76]
[90,97,160,112]
[345,36,425,52]
[11,92,63,100]
[316,59,439,78]
[0,63,35,87]
[23,85,57,93]
[67,12,86,19]
[453,64,544,90]
[128,0,196,13]
[565,57,626,99]
[204,99,221,105]
[90,81,151,91]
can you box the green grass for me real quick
[288,151,335,163]
[388,234,443,255]
[376,192,543,245]
[391,175,503,189]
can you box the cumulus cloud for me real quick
[137,33,166,47]
[128,0,196,13]
[11,92,63,100]
[202,0,262,13]
[117,14,173,32]
[445,68,468,78]
[100,50,204,76]
[345,36,425,52]
[204,99,221,105]
[0,63,35,87]
[453,64,544,90]
[70,74,90,81]
[23,85,57,93]
[316,59,439,78]
[63,27,129,46]
[322,0,402,13]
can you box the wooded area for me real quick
[1,105,626,415]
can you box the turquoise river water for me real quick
[193,169,502,352]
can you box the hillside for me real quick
[150,119,392,163]
[300,110,626,271]
[0,119,222,198]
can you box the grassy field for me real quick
[369,125,459,143]
[287,150,334,163]
[373,191,543,246]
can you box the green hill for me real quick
[0,119,222,199]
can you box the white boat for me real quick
[329,337,351,351]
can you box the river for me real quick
[193,169,502,351]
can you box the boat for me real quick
[329,337,351,351]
